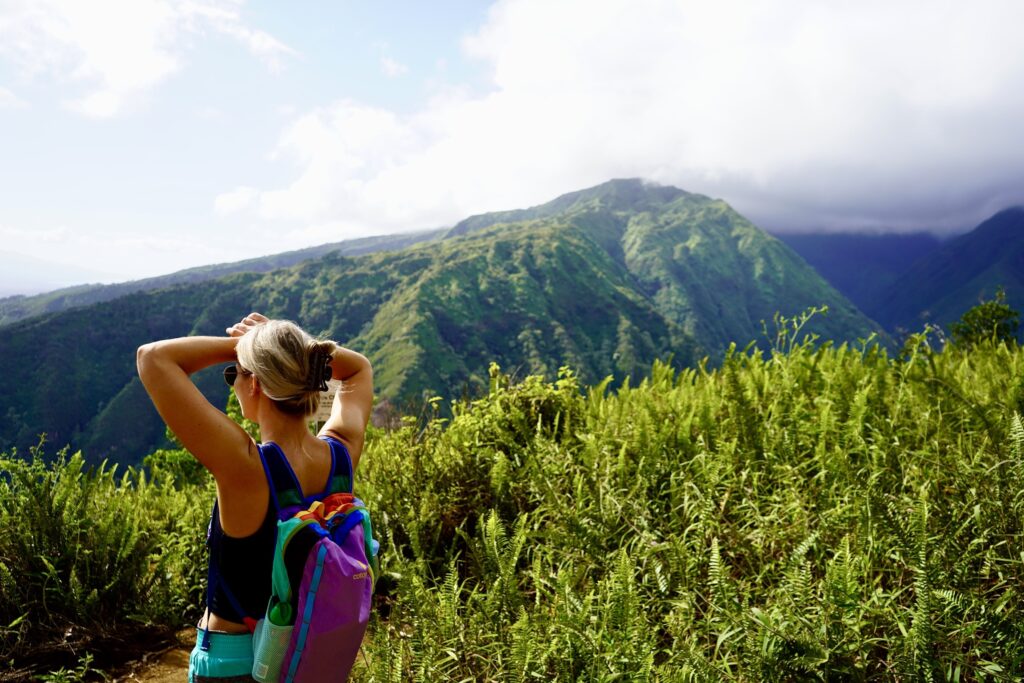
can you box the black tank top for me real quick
[205,436,353,624]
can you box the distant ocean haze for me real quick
[0,250,120,297]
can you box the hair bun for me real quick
[306,347,333,392]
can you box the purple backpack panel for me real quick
[280,529,373,682]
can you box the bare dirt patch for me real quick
[112,630,192,683]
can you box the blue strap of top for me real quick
[257,436,354,517]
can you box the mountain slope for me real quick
[0,179,880,464]
[617,195,874,351]
[0,225,691,464]
[0,229,445,327]
[453,179,879,351]
[867,208,1024,331]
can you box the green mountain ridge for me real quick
[868,207,1024,331]
[0,229,446,327]
[0,179,880,464]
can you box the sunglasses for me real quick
[223,364,253,387]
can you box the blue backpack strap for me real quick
[331,507,367,541]
[256,443,282,514]
[213,571,255,629]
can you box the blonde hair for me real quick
[235,319,337,417]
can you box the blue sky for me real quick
[2,1,1024,295]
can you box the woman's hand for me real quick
[226,311,269,337]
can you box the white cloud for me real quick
[223,0,1024,235]
[0,0,293,117]
[194,105,227,120]
[0,220,226,282]
[0,248,124,294]
[280,221,380,246]
[111,233,210,254]
[254,100,432,228]
[380,57,409,78]
[0,85,28,109]
[180,2,296,73]
[214,185,259,214]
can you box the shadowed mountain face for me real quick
[864,208,1024,332]
[0,179,879,464]
[774,232,942,313]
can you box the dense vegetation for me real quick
[4,315,1024,680]
[0,180,878,463]
[0,444,211,679]
[950,288,1021,349]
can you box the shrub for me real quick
[950,287,1020,348]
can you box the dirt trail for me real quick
[113,630,191,683]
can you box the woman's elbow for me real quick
[136,342,159,378]
[356,353,373,383]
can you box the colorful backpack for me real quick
[250,438,379,683]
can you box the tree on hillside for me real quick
[949,287,1020,348]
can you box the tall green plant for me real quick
[950,287,1020,348]
[0,443,210,675]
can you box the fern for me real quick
[12,329,1024,679]
[1011,412,1024,460]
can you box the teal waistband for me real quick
[190,629,254,681]
[194,628,254,655]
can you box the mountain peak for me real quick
[974,206,1024,236]
[544,178,691,211]
[447,178,697,238]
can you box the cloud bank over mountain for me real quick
[218,0,1024,235]
[2,1,1024,291]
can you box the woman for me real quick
[137,312,373,682]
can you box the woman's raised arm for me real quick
[319,346,373,470]
[136,335,255,480]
